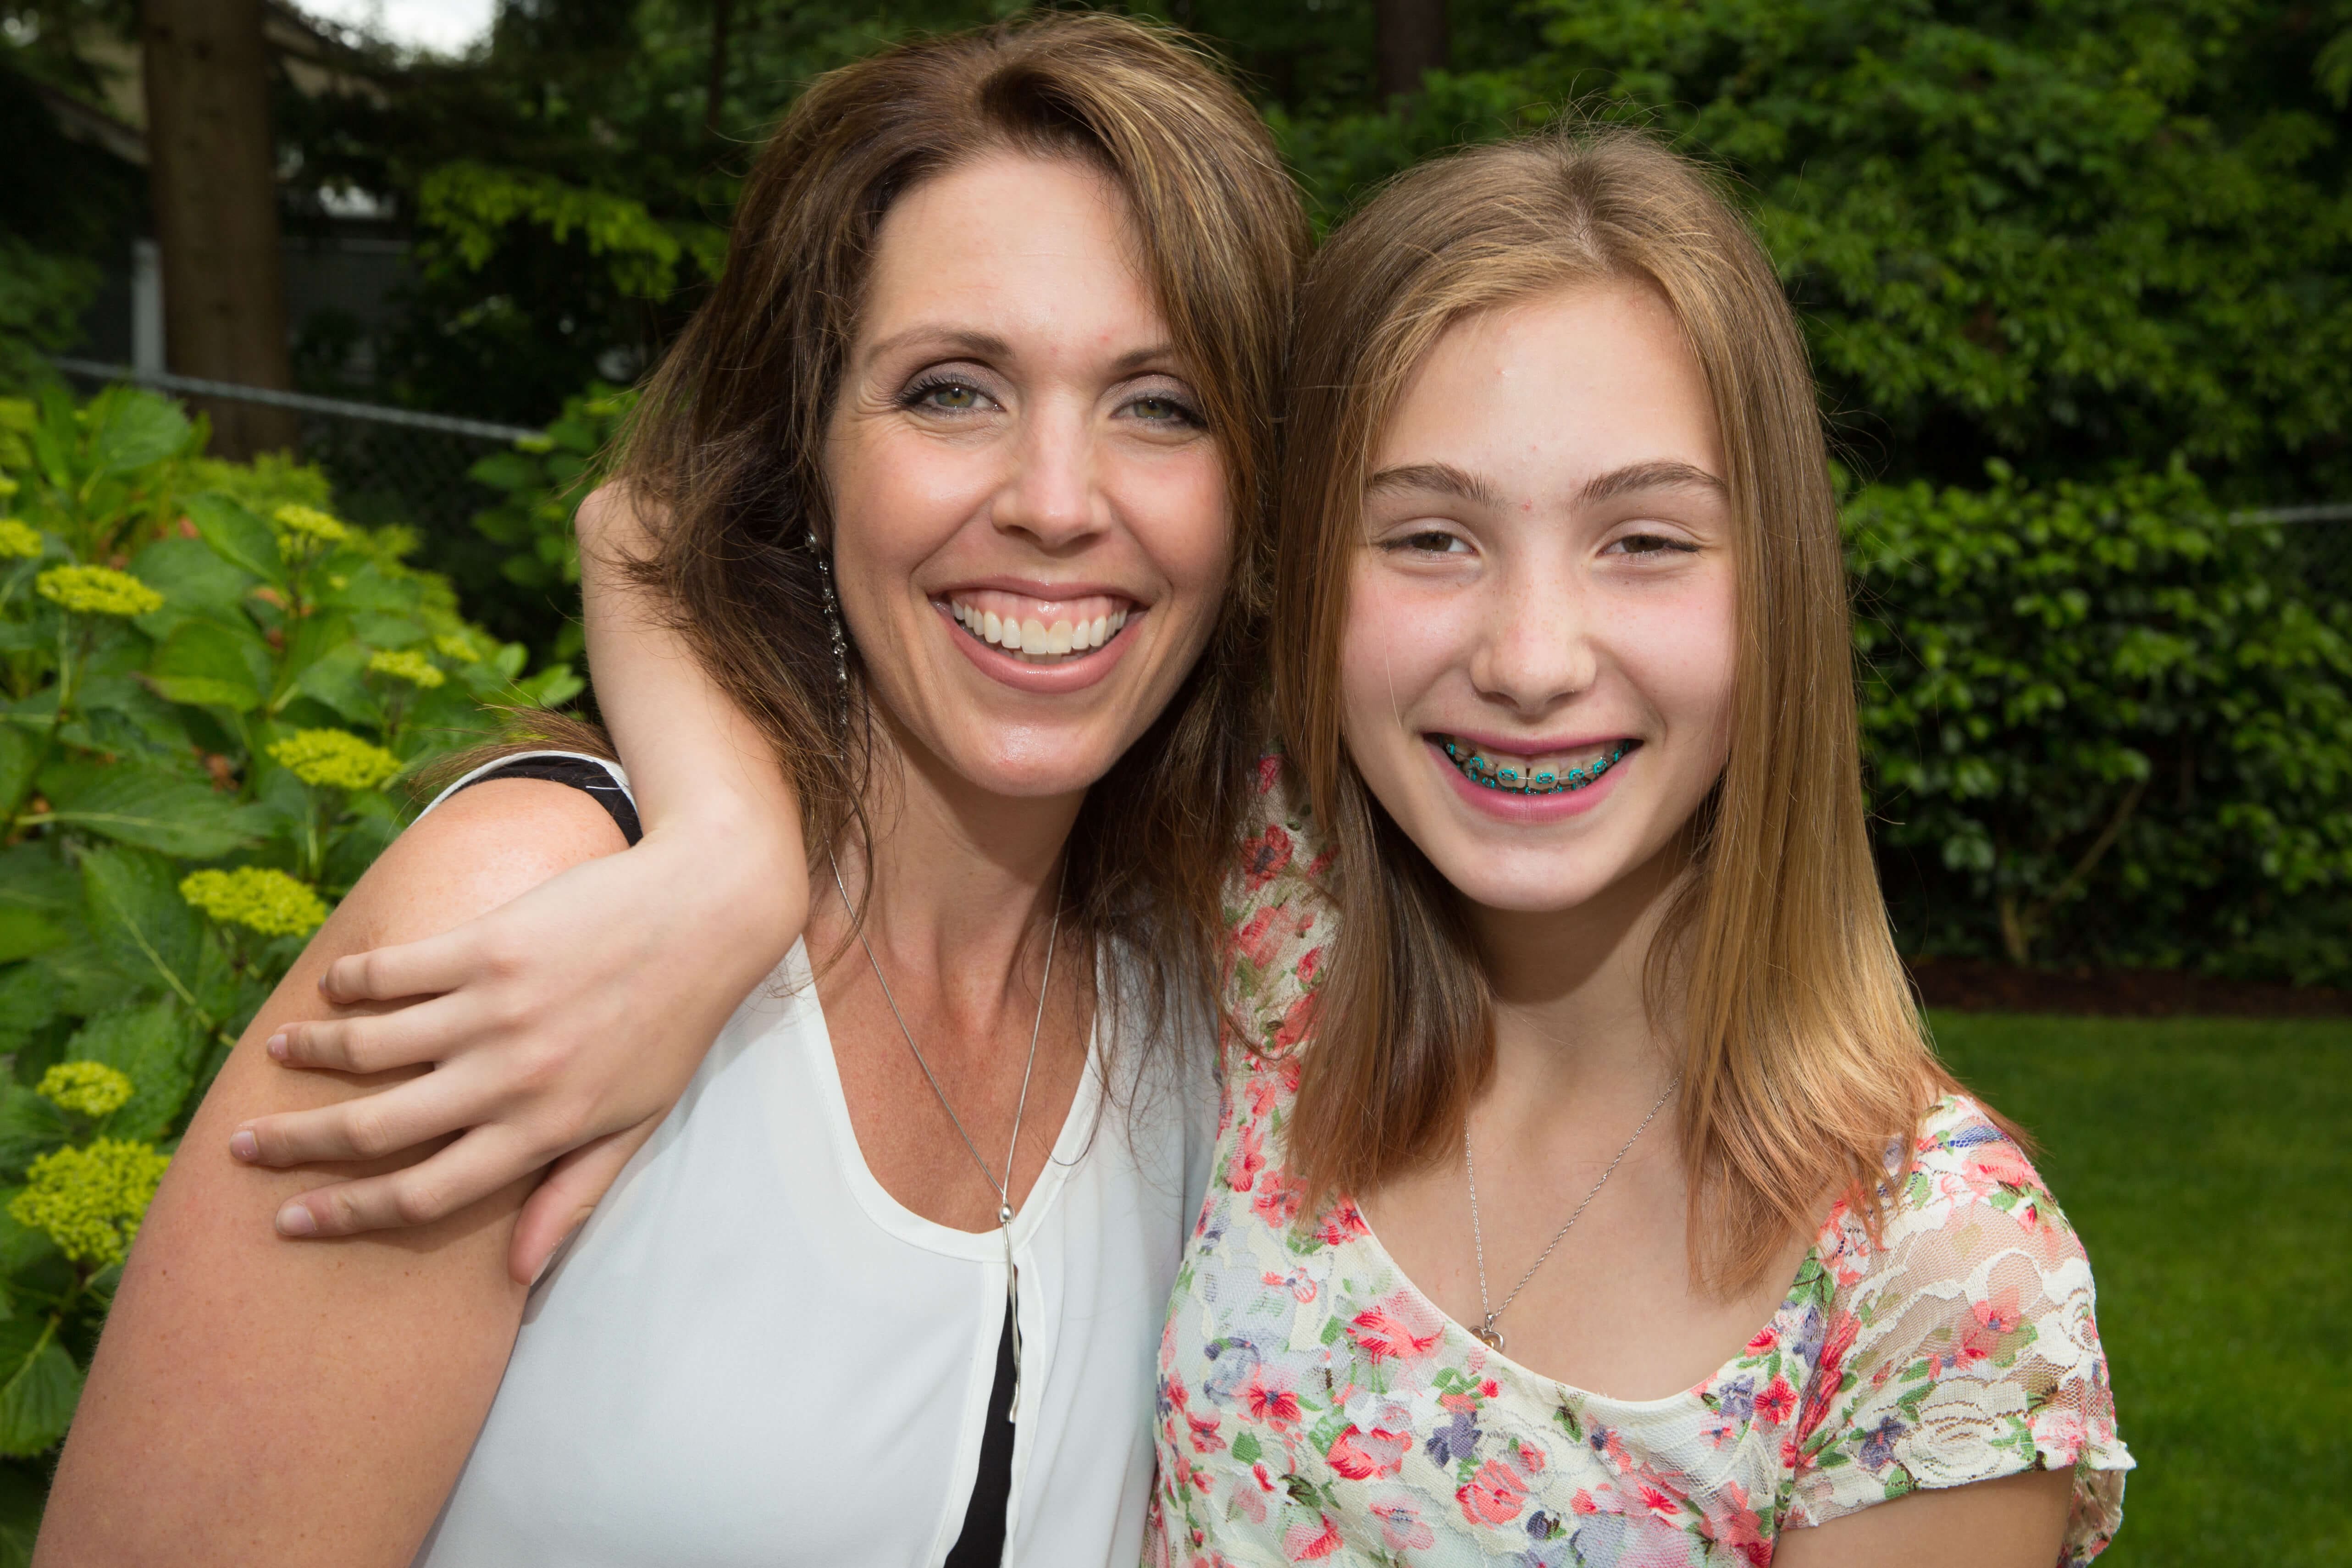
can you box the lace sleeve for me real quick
[1216,756,1338,1081]
[1789,1097,2132,1565]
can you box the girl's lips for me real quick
[1425,735,1631,822]
[937,599,1141,694]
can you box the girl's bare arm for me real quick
[36,781,630,1567]
[1771,1469,2075,1568]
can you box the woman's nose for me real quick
[1468,568,1598,715]
[991,400,1104,549]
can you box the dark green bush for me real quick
[1849,464,2352,982]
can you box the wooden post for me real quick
[1375,0,1449,102]
[141,0,299,458]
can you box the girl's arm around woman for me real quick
[34,780,632,1568]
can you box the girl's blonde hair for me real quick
[1273,125,1958,1291]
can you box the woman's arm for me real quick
[227,484,809,1282]
[36,781,629,1568]
[1771,1469,2074,1567]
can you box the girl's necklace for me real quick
[827,853,1065,1404]
[1464,1073,1681,1352]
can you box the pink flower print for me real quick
[1239,823,1295,890]
[1243,1367,1304,1430]
[2033,1402,2089,1464]
[1274,990,1319,1052]
[1262,1267,1319,1305]
[1226,1477,1268,1526]
[1745,1325,1778,1356]
[1752,1376,1798,1427]
[1187,1406,1225,1454]
[1439,1391,1480,1415]
[1707,1480,1766,1548]
[1227,1123,1265,1193]
[1457,1457,1530,1525]
[1295,945,1324,987]
[1283,1513,1342,1561]
[1252,1169,1305,1227]
[1245,1072,1284,1119]
[1253,1462,1278,1492]
[1347,1292,1444,1365]
[1799,1312,1860,1440]
[1230,905,1285,972]
[1328,1423,1410,1479]
[1700,1414,1738,1447]
[1369,1491,1438,1551]
[1511,1439,1546,1478]
[1256,754,1284,792]
[1483,1379,1503,1400]
[1312,1198,1368,1248]
[1570,1489,1600,1516]
[1973,1286,2025,1336]
[1962,1139,2039,1194]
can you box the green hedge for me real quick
[0,384,578,1551]
[1851,463,2352,983]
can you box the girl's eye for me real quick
[902,377,993,413]
[1607,531,1699,557]
[1384,529,1469,556]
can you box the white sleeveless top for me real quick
[412,754,1218,1566]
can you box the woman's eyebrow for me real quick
[1575,460,1727,507]
[1364,462,1505,509]
[861,325,1014,363]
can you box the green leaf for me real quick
[68,1000,201,1141]
[292,642,377,724]
[86,388,190,477]
[0,1194,57,1276]
[149,619,269,713]
[0,965,61,1048]
[0,1320,81,1457]
[0,732,33,822]
[130,537,256,626]
[185,493,284,586]
[78,845,205,1008]
[42,765,268,859]
[0,915,64,968]
[0,1092,68,1178]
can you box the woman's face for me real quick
[825,151,1232,802]
[1338,280,1737,917]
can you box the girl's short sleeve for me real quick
[1787,1097,2133,1565]
[1216,756,1338,1081]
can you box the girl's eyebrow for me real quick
[1364,462,1505,509]
[1576,459,1727,506]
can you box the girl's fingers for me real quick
[231,1063,491,1168]
[317,924,499,1005]
[266,995,475,1076]
[509,1124,659,1285]
[267,1125,542,1239]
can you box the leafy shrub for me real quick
[0,385,581,1542]
[1850,462,2352,981]
[467,384,636,662]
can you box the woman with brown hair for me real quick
[36,16,1301,1565]
[232,126,2130,1565]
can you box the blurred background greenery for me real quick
[0,0,2348,1559]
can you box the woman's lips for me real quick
[936,598,1142,693]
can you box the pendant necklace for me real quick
[1464,1072,1680,1352]
[828,852,1065,1412]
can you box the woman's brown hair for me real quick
[613,16,1305,990]
[1273,125,1958,1292]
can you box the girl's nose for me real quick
[1468,565,1598,716]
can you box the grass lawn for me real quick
[1928,1012,2350,1568]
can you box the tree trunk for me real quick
[1375,0,1449,101]
[703,0,734,143]
[142,0,298,458]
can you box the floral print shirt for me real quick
[1147,762,2131,1566]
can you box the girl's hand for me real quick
[230,812,805,1283]
[229,479,809,1286]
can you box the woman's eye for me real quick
[1125,393,1203,427]
[902,378,993,413]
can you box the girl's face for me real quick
[1339,281,1737,917]
[825,151,1232,802]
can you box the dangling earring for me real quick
[805,528,849,698]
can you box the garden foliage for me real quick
[0,385,579,1542]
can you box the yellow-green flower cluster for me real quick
[36,564,164,617]
[11,1137,172,1266]
[433,632,481,664]
[269,727,401,791]
[367,648,446,688]
[0,518,40,559]
[180,866,330,937]
[273,502,350,544]
[36,1062,134,1119]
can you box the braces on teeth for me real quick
[1441,738,1630,795]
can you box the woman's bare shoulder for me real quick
[35,778,627,1568]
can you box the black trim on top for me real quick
[943,1302,1017,1567]
[450,756,642,846]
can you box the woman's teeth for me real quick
[1438,737,1633,795]
[947,595,1130,663]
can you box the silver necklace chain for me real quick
[826,852,1064,1403]
[1465,1072,1681,1352]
